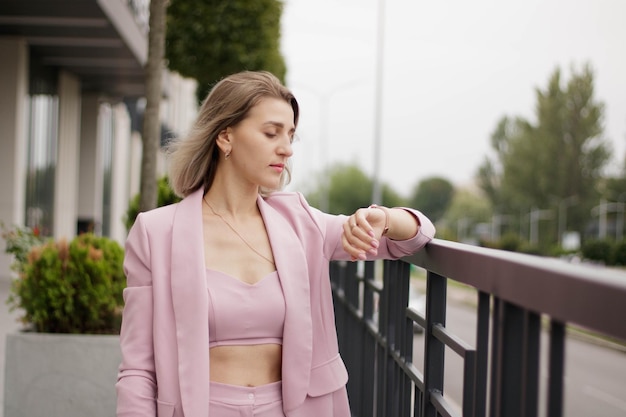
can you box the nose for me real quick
[278,135,293,157]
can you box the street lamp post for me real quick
[529,208,553,246]
[618,204,625,240]
[616,192,626,240]
[558,195,578,246]
[591,200,625,239]
[491,214,512,241]
[457,217,470,242]
[371,0,386,205]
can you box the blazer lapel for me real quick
[257,195,313,411]
[170,188,209,417]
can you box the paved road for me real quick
[412,293,626,417]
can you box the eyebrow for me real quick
[263,121,296,133]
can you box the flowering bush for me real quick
[6,233,125,334]
[1,223,46,272]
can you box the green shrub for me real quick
[517,243,544,256]
[477,238,499,249]
[498,233,523,252]
[581,239,614,265]
[7,233,125,334]
[124,176,181,231]
[478,233,526,253]
[612,240,626,266]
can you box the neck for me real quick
[204,172,259,217]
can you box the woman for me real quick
[116,71,435,417]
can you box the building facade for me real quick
[0,0,197,282]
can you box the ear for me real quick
[216,127,232,153]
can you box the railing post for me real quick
[492,300,524,417]
[422,271,447,417]
[361,261,376,417]
[490,298,501,417]
[523,311,540,417]
[339,261,361,415]
[490,299,540,417]
[378,261,392,417]
[382,260,412,416]
[547,320,565,417]
[474,291,490,417]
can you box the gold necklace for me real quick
[203,197,275,266]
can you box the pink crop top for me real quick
[206,268,285,348]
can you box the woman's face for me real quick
[226,97,296,190]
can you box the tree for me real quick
[138,0,285,212]
[439,187,492,242]
[600,150,626,202]
[408,176,454,222]
[166,0,286,101]
[306,164,371,215]
[139,0,168,213]
[477,115,532,210]
[381,184,407,211]
[125,176,181,231]
[477,64,611,243]
[304,163,406,215]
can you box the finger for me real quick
[343,216,358,234]
[350,216,379,250]
[341,234,365,261]
[341,219,366,260]
[344,221,370,247]
[342,224,379,260]
[344,216,366,238]
[356,210,377,238]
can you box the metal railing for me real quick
[330,238,626,417]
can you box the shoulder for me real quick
[130,202,180,237]
[136,202,179,223]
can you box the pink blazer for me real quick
[116,188,435,417]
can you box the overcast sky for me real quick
[279,0,626,197]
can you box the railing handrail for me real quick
[406,238,626,341]
[332,238,626,417]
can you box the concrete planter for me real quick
[3,332,120,417]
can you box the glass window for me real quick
[24,95,59,237]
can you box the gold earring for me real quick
[225,150,231,159]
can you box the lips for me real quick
[270,163,284,173]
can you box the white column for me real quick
[0,38,28,281]
[109,103,132,244]
[54,71,81,240]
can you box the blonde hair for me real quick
[167,71,299,197]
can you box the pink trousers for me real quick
[209,381,286,417]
